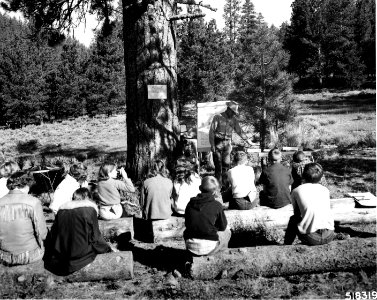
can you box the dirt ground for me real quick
[1,147,376,299]
[1,223,376,299]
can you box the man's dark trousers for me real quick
[213,137,232,187]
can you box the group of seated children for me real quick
[0,160,123,273]
[0,147,334,271]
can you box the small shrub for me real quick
[16,139,40,153]
[358,132,376,148]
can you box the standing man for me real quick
[209,101,251,187]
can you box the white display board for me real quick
[197,101,228,152]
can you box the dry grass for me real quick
[0,91,376,299]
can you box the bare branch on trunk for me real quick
[176,0,217,12]
[169,13,206,21]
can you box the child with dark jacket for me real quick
[44,188,112,276]
[259,148,293,209]
[184,176,231,256]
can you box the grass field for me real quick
[0,90,376,299]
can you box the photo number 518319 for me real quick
[346,291,377,300]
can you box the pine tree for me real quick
[355,0,375,77]
[223,0,242,46]
[238,0,257,51]
[85,18,125,117]
[321,0,365,87]
[177,13,233,106]
[283,0,325,88]
[231,20,296,149]
[0,21,46,126]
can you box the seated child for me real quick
[140,160,173,220]
[172,158,201,216]
[49,164,88,214]
[184,176,231,256]
[284,163,335,246]
[259,148,293,209]
[44,188,112,276]
[291,150,326,191]
[0,161,20,198]
[224,151,257,210]
[97,162,135,220]
[0,171,47,265]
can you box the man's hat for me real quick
[226,101,239,115]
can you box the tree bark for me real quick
[123,0,180,180]
[190,238,377,279]
[0,252,134,282]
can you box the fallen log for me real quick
[190,238,376,279]
[98,217,134,241]
[147,198,376,242]
[0,251,134,282]
[47,217,134,241]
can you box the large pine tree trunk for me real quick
[123,0,180,180]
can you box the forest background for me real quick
[0,0,374,130]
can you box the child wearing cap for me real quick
[258,148,293,209]
[225,151,257,210]
[184,176,231,256]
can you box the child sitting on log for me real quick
[284,163,335,246]
[184,176,231,256]
[0,160,20,198]
[140,160,173,220]
[49,164,89,214]
[172,158,201,216]
[0,171,47,266]
[96,162,135,220]
[44,188,113,276]
[258,148,293,209]
[222,151,257,210]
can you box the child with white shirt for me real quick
[224,151,257,210]
[49,164,88,214]
[172,158,201,216]
[284,163,335,246]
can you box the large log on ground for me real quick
[46,217,134,241]
[98,217,134,241]
[190,238,376,279]
[0,251,134,282]
[147,198,376,242]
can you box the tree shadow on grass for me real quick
[335,223,376,238]
[300,92,376,115]
[319,158,376,177]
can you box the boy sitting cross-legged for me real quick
[284,163,335,246]
[184,176,231,256]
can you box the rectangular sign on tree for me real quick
[147,85,167,99]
